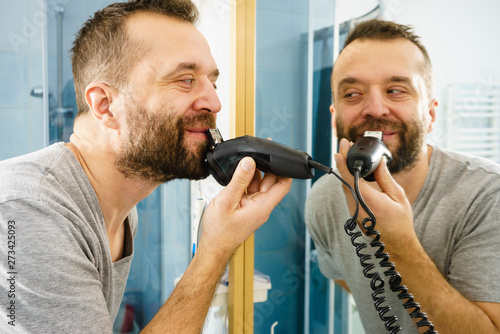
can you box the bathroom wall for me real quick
[379,0,500,146]
[0,0,125,160]
[0,0,45,160]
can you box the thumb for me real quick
[219,157,256,204]
[334,138,355,183]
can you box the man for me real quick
[305,20,500,333]
[0,1,292,333]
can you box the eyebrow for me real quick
[337,77,359,93]
[388,75,414,87]
[165,62,220,79]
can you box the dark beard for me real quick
[336,117,426,174]
[115,106,216,184]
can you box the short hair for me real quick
[71,0,199,118]
[337,19,434,100]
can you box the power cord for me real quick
[308,159,437,334]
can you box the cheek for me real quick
[416,107,433,133]
[423,107,436,133]
[336,110,359,128]
[422,115,432,133]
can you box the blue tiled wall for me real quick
[0,0,44,160]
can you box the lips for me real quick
[185,127,211,140]
[186,127,210,134]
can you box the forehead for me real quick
[125,12,217,75]
[332,38,426,91]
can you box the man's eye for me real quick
[183,79,194,84]
[345,92,360,98]
[388,89,404,94]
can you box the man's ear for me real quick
[330,104,337,131]
[427,98,438,133]
[85,82,120,130]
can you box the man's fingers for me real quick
[258,172,278,192]
[255,176,293,209]
[373,157,407,203]
[247,167,263,195]
[218,157,256,208]
[338,137,351,156]
[335,138,354,183]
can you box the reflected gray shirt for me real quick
[305,145,500,333]
[0,143,137,333]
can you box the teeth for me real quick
[363,131,383,140]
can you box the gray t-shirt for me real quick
[305,145,500,333]
[0,143,138,333]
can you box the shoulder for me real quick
[0,143,70,170]
[0,143,80,202]
[307,172,345,204]
[305,172,349,227]
[433,146,500,176]
[430,146,500,193]
[0,144,103,249]
[420,146,500,236]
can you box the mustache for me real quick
[346,119,406,139]
[181,113,216,129]
[353,119,405,133]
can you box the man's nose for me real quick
[193,79,222,114]
[361,90,389,118]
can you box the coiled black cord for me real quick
[308,159,437,334]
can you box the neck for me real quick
[65,134,157,259]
